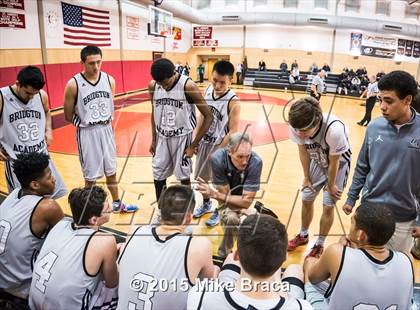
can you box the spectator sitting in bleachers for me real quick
[309,62,318,75]
[258,60,266,71]
[280,60,288,75]
[291,59,298,70]
[337,70,351,95]
[289,65,300,84]
[376,70,385,81]
[322,63,331,73]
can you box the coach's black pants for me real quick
[359,96,377,125]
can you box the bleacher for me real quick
[244,68,340,94]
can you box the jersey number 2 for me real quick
[17,123,39,142]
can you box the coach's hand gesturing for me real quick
[342,204,353,215]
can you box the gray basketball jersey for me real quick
[0,86,47,159]
[0,189,45,298]
[117,225,193,310]
[73,72,114,127]
[327,247,414,310]
[202,85,236,145]
[29,217,101,310]
[153,74,196,138]
[290,113,351,169]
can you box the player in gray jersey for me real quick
[0,152,64,307]
[117,185,218,310]
[192,61,241,226]
[0,66,67,199]
[64,45,138,214]
[287,96,351,258]
[148,58,213,203]
[304,203,414,310]
[188,214,312,310]
[29,186,119,310]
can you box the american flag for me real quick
[61,2,111,47]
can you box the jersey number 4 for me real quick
[33,252,58,293]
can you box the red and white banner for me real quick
[0,0,24,10]
[0,11,25,28]
[193,26,212,39]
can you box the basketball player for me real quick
[0,66,67,199]
[193,60,240,223]
[188,214,312,309]
[304,203,414,309]
[29,186,119,310]
[63,45,138,213]
[148,58,213,201]
[0,152,64,305]
[117,185,218,310]
[287,96,351,258]
[310,70,326,101]
[343,70,419,255]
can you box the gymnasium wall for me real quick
[189,24,419,81]
[0,0,190,109]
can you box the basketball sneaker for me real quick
[205,211,220,227]
[193,200,213,218]
[307,244,324,258]
[112,201,138,213]
[287,234,309,251]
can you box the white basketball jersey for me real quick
[202,85,237,145]
[290,113,351,169]
[0,189,45,298]
[73,72,114,127]
[117,225,193,310]
[327,247,414,310]
[29,218,101,310]
[153,74,196,138]
[0,86,47,159]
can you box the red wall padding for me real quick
[0,60,152,110]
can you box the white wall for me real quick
[42,0,120,49]
[0,0,41,49]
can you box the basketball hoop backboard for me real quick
[148,5,172,37]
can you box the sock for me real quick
[154,179,167,202]
[113,199,121,205]
[299,228,308,237]
[315,236,326,246]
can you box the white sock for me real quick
[315,236,326,246]
[299,228,309,237]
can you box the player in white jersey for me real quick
[117,185,218,310]
[148,58,213,202]
[0,66,67,199]
[304,203,414,310]
[188,214,312,310]
[192,60,241,226]
[0,152,64,308]
[287,96,351,258]
[29,186,119,310]
[64,45,138,213]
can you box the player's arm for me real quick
[63,79,77,123]
[40,90,53,146]
[31,199,64,237]
[327,154,341,200]
[0,94,8,161]
[188,237,218,281]
[360,89,367,99]
[148,80,157,156]
[185,80,213,148]
[100,235,119,288]
[213,187,257,210]
[310,82,318,95]
[298,144,311,180]
[108,75,116,97]
[306,243,343,284]
[219,98,241,148]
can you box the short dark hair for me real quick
[13,152,50,189]
[151,58,175,82]
[81,45,102,62]
[288,96,323,130]
[213,60,234,77]
[159,185,195,224]
[17,66,45,90]
[378,70,418,100]
[354,203,395,246]
[238,214,287,278]
[68,186,107,225]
